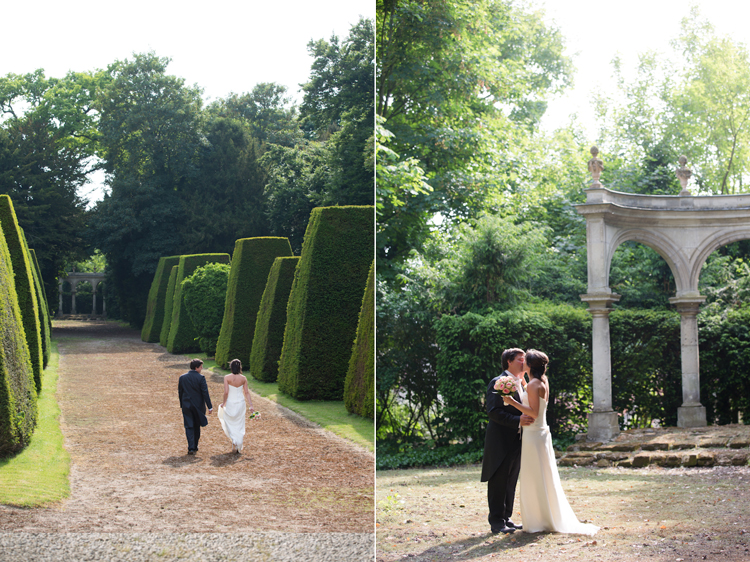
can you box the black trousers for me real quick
[487,448,522,530]
[182,407,202,451]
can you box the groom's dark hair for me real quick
[501,348,524,370]
[190,358,204,370]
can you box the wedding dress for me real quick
[218,385,246,453]
[519,393,599,535]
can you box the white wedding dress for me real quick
[519,393,599,535]
[218,385,246,453]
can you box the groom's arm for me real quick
[486,383,521,428]
[200,376,213,412]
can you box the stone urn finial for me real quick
[588,146,604,188]
[676,155,692,196]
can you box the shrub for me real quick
[159,265,179,347]
[344,260,374,418]
[166,253,230,354]
[215,237,293,369]
[0,226,37,455]
[0,195,43,392]
[277,206,374,400]
[248,256,300,382]
[141,255,180,343]
[182,262,231,355]
[28,249,51,369]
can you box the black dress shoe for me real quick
[491,524,516,534]
[506,519,523,530]
[187,450,196,455]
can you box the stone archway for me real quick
[576,149,750,441]
[58,272,107,317]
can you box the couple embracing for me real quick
[481,347,598,536]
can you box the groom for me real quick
[178,358,213,455]
[481,347,533,534]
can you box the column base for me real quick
[677,405,707,428]
[586,411,620,442]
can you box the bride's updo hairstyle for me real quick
[229,359,242,374]
[525,349,549,380]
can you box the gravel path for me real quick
[0,320,374,561]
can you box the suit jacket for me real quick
[480,371,523,482]
[178,370,213,427]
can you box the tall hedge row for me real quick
[278,206,374,400]
[141,255,180,343]
[215,237,293,369]
[248,256,300,382]
[166,253,230,354]
[344,260,374,418]
[0,196,43,392]
[0,226,37,455]
[28,248,51,369]
[159,265,180,347]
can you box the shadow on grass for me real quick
[404,530,545,561]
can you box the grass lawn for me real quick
[0,342,69,506]
[377,463,750,561]
[198,355,374,452]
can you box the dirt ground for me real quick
[0,320,374,533]
[377,463,750,561]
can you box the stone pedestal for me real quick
[587,411,621,442]
[677,404,707,428]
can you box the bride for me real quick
[218,359,255,454]
[502,349,598,535]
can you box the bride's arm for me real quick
[243,379,254,412]
[220,376,229,407]
[502,382,541,419]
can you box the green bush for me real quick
[278,205,374,400]
[28,249,51,369]
[141,256,180,343]
[0,226,37,456]
[166,254,230,354]
[182,262,231,355]
[215,237,293,369]
[0,195,43,392]
[159,265,179,347]
[344,260,374,418]
[248,256,300,382]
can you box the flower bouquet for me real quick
[248,410,261,420]
[494,375,517,396]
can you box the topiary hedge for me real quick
[28,248,51,369]
[215,237,293,369]
[344,260,374,418]
[0,226,37,455]
[159,265,180,347]
[0,195,43,393]
[166,253,230,354]
[277,205,374,401]
[248,256,300,382]
[141,255,180,343]
[182,262,231,355]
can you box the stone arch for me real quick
[576,149,750,441]
[58,272,107,318]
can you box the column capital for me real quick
[669,295,705,315]
[580,292,620,315]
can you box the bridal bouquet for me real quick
[248,411,261,420]
[494,375,517,396]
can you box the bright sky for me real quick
[2,0,373,204]
[535,0,750,137]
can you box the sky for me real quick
[2,1,374,203]
[534,0,750,137]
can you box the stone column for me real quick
[71,282,77,314]
[58,279,64,317]
[92,282,97,317]
[669,295,707,427]
[581,293,621,442]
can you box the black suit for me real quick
[481,371,522,531]
[178,369,213,452]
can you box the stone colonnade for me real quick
[577,149,750,441]
[58,272,107,317]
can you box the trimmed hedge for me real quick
[344,260,374,418]
[248,256,300,382]
[27,248,51,369]
[215,237,293,369]
[166,253,230,354]
[159,265,179,347]
[0,196,43,393]
[182,262,231,355]
[278,206,374,400]
[141,255,180,343]
[0,225,37,455]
